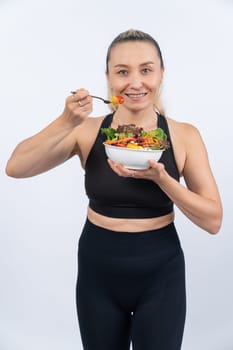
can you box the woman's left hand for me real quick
[107,159,166,184]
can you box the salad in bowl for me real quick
[101,124,169,169]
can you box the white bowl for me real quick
[104,143,164,170]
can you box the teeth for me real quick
[127,93,146,98]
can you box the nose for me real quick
[128,72,143,89]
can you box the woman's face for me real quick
[107,41,164,112]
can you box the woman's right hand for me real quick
[5,88,93,178]
[62,88,93,126]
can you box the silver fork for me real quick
[70,91,111,104]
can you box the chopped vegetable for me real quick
[101,124,169,150]
[111,95,124,107]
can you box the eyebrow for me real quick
[114,61,155,68]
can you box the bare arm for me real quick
[108,123,223,234]
[157,125,223,234]
[156,167,222,235]
[6,89,92,178]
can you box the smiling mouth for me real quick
[125,93,148,98]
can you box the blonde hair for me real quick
[106,29,165,115]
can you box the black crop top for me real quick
[84,113,180,218]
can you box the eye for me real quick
[117,69,128,76]
[141,68,152,74]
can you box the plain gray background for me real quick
[1,0,233,349]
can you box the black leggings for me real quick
[76,219,186,350]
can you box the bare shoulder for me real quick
[73,115,106,167]
[165,116,206,175]
[76,115,105,131]
[166,116,201,137]
[74,115,106,143]
[166,116,205,149]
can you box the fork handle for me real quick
[90,95,111,104]
[70,91,111,104]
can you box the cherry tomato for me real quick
[115,95,124,104]
[111,95,124,106]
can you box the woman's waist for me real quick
[87,207,175,233]
[88,198,173,219]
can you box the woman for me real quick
[6,29,222,350]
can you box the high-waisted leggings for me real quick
[76,219,186,350]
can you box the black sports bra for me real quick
[84,113,180,218]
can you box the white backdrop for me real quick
[1,0,233,349]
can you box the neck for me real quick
[112,106,158,130]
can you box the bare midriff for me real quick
[87,207,175,233]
